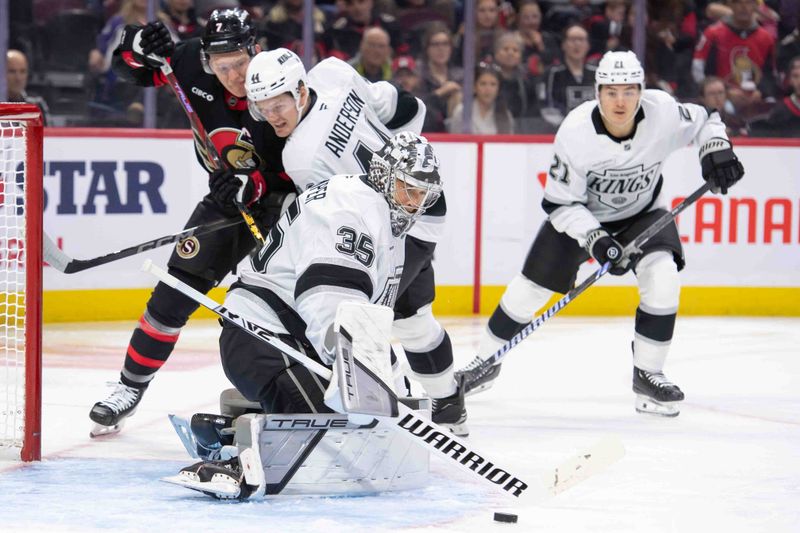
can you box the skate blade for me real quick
[464,380,494,397]
[635,394,680,417]
[161,473,241,499]
[90,419,126,438]
[439,420,469,438]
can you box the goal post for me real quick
[0,103,43,461]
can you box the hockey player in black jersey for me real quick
[88,8,295,436]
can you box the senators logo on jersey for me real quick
[197,127,262,172]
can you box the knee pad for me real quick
[636,252,680,314]
[500,274,553,322]
[392,304,443,352]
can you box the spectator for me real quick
[418,22,464,122]
[700,76,749,136]
[541,0,594,35]
[751,56,800,136]
[456,0,505,64]
[493,31,539,123]
[6,49,52,125]
[257,0,330,60]
[515,0,560,76]
[348,26,394,82]
[329,0,403,60]
[778,17,800,75]
[645,0,700,98]
[395,0,456,58]
[447,62,514,134]
[88,0,168,116]
[539,23,595,126]
[704,0,781,39]
[163,0,205,41]
[692,0,778,118]
[586,0,629,58]
[392,55,421,93]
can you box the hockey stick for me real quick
[142,259,624,502]
[42,218,242,274]
[472,181,712,372]
[156,59,266,246]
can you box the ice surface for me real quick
[1,316,798,532]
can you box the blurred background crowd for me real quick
[4,0,800,136]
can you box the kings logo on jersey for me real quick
[585,162,661,210]
[197,127,262,172]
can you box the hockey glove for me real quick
[208,168,265,215]
[141,21,174,59]
[700,138,744,195]
[586,228,630,276]
[251,190,298,228]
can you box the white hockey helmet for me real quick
[594,50,645,97]
[368,132,443,237]
[245,48,308,120]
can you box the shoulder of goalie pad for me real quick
[329,302,399,418]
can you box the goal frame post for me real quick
[1,103,43,461]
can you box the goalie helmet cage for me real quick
[0,103,43,462]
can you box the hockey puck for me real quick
[493,512,518,523]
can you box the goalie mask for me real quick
[368,132,443,237]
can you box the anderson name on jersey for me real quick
[224,174,406,359]
[544,89,729,245]
[279,58,444,244]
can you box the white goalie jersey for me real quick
[281,58,442,243]
[226,174,405,359]
[544,89,729,245]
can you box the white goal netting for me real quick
[0,116,36,459]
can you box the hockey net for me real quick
[0,104,43,461]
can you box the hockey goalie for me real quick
[163,132,445,500]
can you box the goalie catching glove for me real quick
[700,138,744,195]
[585,228,630,275]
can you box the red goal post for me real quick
[0,103,43,461]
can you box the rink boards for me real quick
[38,129,800,321]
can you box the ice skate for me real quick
[163,453,260,500]
[89,382,147,437]
[432,374,468,437]
[456,355,502,397]
[633,367,684,417]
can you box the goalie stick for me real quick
[465,181,712,375]
[43,218,242,274]
[156,59,266,246]
[141,259,624,502]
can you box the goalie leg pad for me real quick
[236,411,429,496]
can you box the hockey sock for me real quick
[479,274,552,359]
[405,331,456,398]
[633,252,680,372]
[120,273,214,388]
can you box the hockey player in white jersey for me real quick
[458,51,744,416]
[243,49,465,432]
[170,132,443,499]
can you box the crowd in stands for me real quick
[7,0,800,136]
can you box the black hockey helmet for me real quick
[200,8,257,74]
